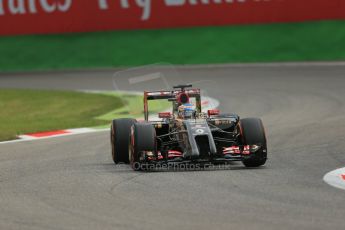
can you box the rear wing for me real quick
[144,89,201,121]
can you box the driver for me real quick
[178,103,196,119]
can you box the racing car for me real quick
[111,85,267,170]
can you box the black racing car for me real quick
[111,85,267,170]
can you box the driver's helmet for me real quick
[178,103,196,119]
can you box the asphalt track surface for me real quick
[1,64,345,230]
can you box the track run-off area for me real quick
[1,63,345,230]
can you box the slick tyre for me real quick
[129,123,157,171]
[240,118,267,167]
[110,118,137,164]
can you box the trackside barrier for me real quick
[1,0,345,35]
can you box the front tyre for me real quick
[110,118,137,164]
[240,118,267,167]
[129,123,157,171]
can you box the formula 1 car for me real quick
[111,85,267,170]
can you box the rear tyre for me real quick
[129,123,157,171]
[240,118,267,167]
[110,118,137,164]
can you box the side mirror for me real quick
[208,109,220,117]
[159,112,171,119]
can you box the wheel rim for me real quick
[128,141,132,164]
[111,125,116,162]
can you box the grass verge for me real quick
[0,89,170,141]
[95,92,170,121]
[0,20,345,72]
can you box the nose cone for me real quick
[183,120,217,158]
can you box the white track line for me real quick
[178,61,345,69]
[0,128,109,145]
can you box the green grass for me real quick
[0,89,121,141]
[0,89,170,141]
[0,20,345,71]
[96,92,170,122]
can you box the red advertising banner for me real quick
[1,0,345,36]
